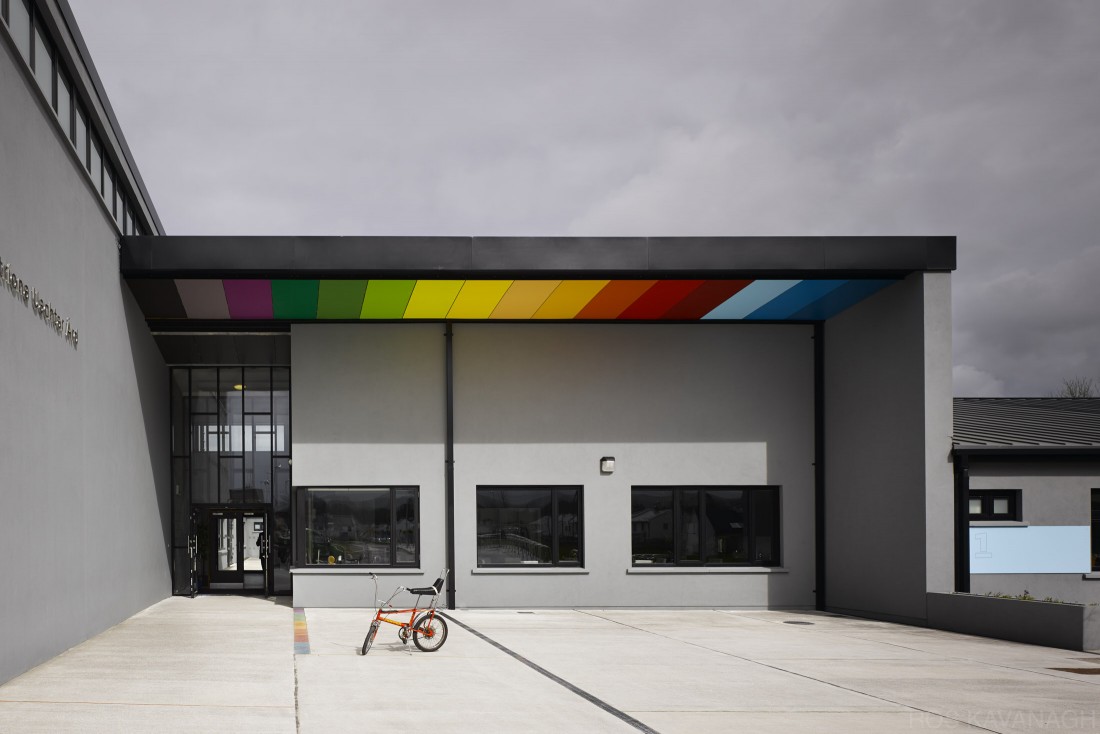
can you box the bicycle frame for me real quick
[372,604,439,635]
[360,570,449,654]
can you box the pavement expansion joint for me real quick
[441,613,662,734]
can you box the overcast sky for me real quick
[67,1,1100,397]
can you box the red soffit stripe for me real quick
[661,280,753,320]
[575,280,657,319]
[618,280,705,320]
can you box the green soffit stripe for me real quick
[317,280,368,319]
[360,280,416,319]
[271,280,319,319]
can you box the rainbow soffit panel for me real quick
[133,278,898,322]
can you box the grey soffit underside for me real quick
[152,334,291,366]
[119,236,956,278]
[953,398,1100,448]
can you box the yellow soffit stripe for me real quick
[533,280,610,319]
[447,280,514,319]
[404,280,465,318]
[490,280,561,319]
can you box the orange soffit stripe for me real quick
[575,281,657,319]
[532,280,610,319]
[490,280,561,318]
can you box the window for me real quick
[476,486,582,566]
[10,0,30,63]
[56,68,71,139]
[104,164,115,212]
[968,490,1020,522]
[90,136,102,194]
[632,486,780,566]
[304,487,418,567]
[1091,489,1099,573]
[32,20,51,100]
[75,104,88,169]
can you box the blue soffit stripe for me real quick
[743,280,848,320]
[788,279,898,321]
[703,280,801,320]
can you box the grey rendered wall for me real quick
[0,40,170,683]
[452,323,815,608]
[290,324,446,606]
[969,462,1098,525]
[969,461,1100,605]
[823,272,953,624]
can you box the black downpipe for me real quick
[813,323,826,611]
[954,453,971,593]
[445,323,457,609]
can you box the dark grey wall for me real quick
[970,574,1100,606]
[0,37,170,684]
[824,272,953,624]
[927,592,1088,651]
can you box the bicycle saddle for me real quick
[408,576,445,596]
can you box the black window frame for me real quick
[968,490,1021,522]
[298,485,420,569]
[476,485,584,568]
[1090,488,1099,573]
[631,485,782,567]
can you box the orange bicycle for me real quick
[359,569,449,655]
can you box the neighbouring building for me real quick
[954,398,1100,605]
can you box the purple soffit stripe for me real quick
[224,280,274,319]
[175,279,230,319]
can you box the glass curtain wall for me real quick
[170,367,291,594]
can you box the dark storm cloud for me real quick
[68,0,1100,396]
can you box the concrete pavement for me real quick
[2,597,1099,732]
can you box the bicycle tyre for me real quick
[361,620,380,655]
[412,613,448,652]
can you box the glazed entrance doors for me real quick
[206,508,269,594]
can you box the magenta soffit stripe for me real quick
[223,280,274,319]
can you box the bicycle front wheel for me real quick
[412,613,448,652]
[361,620,380,655]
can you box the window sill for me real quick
[969,521,1029,527]
[627,566,788,575]
[291,567,424,576]
[1084,573,1100,580]
[472,567,589,575]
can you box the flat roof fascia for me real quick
[120,235,956,279]
[953,446,1100,460]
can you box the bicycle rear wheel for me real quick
[361,620,380,655]
[412,613,448,652]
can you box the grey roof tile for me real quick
[953,398,1100,448]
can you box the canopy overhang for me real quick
[121,235,955,328]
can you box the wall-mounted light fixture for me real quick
[600,456,615,474]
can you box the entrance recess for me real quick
[205,508,269,593]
